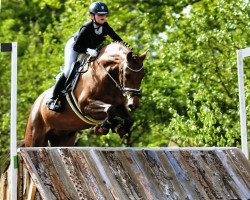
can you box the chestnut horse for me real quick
[24,42,147,147]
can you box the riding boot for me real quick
[47,73,67,112]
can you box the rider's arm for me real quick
[73,22,92,53]
[105,23,123,42]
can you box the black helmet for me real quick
[89,2,109,15]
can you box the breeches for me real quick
[64,37,78,77]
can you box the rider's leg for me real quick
[47,73,67,111]
[47,37,78,112]
[64,37,78,78]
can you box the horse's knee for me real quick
[84,102,115,118]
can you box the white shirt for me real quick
[93,23,103,35]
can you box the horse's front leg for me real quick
[114,104,134,138]
[84,100,117,135]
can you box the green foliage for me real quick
[0,0,250,156]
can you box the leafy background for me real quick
[0,0,250,155]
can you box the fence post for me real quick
[237,47,250,159]
[1,42,18,200]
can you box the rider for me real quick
[47,2,123,111]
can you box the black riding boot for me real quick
[47,73,67,112]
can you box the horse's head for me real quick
[121,51,147,110]
[97,42,147,110]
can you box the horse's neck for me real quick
[76,59,119,90]
[96,60,120,82]
[100,53,125,63]
[73,51,126,106]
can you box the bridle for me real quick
[97,59,144,98]
[121,62,143,97]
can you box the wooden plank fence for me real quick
[0,153,40,200]
[1,147,250,199]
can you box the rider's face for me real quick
[94,14,107,24]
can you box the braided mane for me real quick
[113,41,133,51]
[106,41,133,54]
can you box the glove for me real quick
[87,48,98,57]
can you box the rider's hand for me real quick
[87,48,98,57]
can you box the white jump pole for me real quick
[1,42,18,200]
[237,47,250,159]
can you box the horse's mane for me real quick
[97,42,133,66]
[102,41,133,57]
[111,41,133,51]
[117,41,133,51]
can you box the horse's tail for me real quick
[0,140,25,175]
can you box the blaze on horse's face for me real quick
[123,51,147,110]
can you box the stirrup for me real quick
[47,99,62,112]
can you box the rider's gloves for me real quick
[87,48,98,57]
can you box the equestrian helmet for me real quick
[89,2,109,15]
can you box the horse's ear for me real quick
[140,50,148,61]
[127,52,133,61]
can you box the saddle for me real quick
[64,58,89,93]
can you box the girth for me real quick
[63,60,102,125]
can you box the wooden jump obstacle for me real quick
[1,147,250,199]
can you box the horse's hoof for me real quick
[94,126,109,135]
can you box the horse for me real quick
[24,42,147,147]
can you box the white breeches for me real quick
[64,37,78,77]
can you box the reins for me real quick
[99,61,124,91]
[96,58,143,97]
